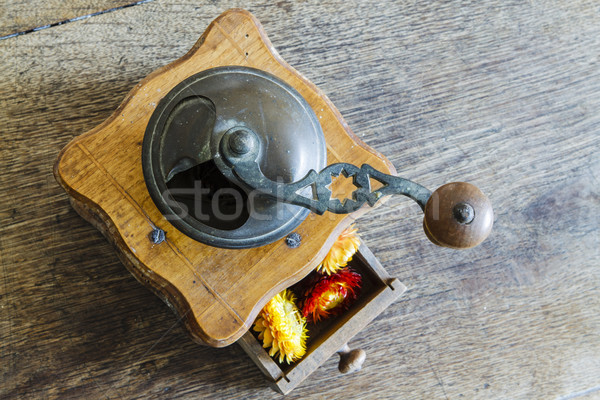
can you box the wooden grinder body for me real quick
[54,9,400,349]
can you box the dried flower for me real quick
[317,225,360,275]
[301,269,362,322]
[253,289,308,364]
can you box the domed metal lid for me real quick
[142,66,326,248]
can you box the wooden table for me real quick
[2,1,599,399]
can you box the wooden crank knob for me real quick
[423,182,493,249]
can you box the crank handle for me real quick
[220,128,493,249]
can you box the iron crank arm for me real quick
[220,128,494,249]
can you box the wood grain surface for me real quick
[0,0,138,38]
[2,1,599,399]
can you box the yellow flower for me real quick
[316,225,360,275]
[253,289,308,364]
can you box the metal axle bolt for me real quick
[229,129,255,155]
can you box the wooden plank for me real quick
[1,0,600,399]
[0,1,138,38]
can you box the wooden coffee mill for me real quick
[54,9,493,394]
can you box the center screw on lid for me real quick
[229,129,256,155]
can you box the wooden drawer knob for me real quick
[423,182,493,249]
[337,343,366,374]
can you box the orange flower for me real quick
[253,289,308,364]
[301,269,362,322]
[317,225,360,275]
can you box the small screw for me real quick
[150,228,166,244]
[285,232,301,248]
[453,202,475,224]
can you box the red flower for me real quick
[301,269,362,323]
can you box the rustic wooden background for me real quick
[1,1,599,399]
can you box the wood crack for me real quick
[0,0,155,41]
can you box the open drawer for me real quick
[238,244,406,394]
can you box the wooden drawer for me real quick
[238,244,406,394]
